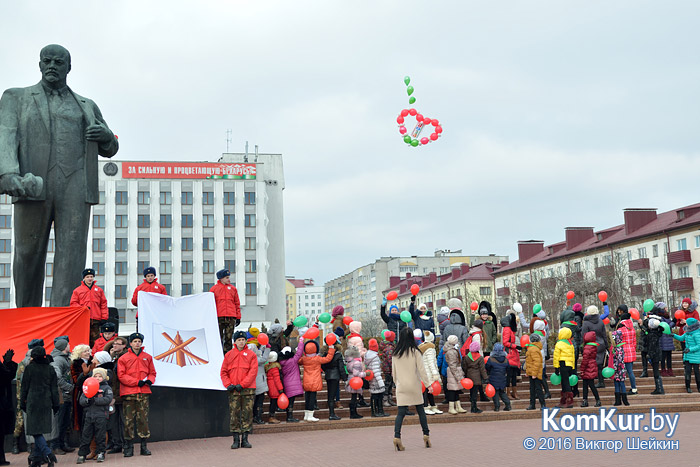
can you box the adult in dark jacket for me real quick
[20,346,59,467]
[560,307,581,397]
[380,299,409,336]
[268,321,295,354]
[442,299,469,348]
[49,338,74,453]
[1,349,18,465]
[321,342,347,421]
[643,311,665,395]
[581,305,608,388]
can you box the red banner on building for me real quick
[0,306,90,363]
[122,162,256,179]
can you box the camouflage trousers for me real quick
[122,394,150,440]
[229,388,254,434]
[13,400,24,437]
[218,317,239,353]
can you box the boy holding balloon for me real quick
[77,368,113,463]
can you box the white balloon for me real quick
[512,302,523,313]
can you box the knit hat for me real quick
[368,339,378,351]
[418,303,427,312]
[344,346,360,360]
[94,351,112,365]
[128,332,144,342]
[439,306,450,316]
[586,305,599,316]
[472,319,483,329]
[424,331,434,343]
[447,335,458,346]
[100,321,116,333]
[233,330,247,341]
[143,266,156,277]
[530,333,541,343]
[572,303,582,312]
[92,367,109,381]
[334,327,345,338]
[533,320,546,332]
[304,341,318,355]
[216,269,230,280]
[536,311,546,319]
[469,341,480,353]
[54,339,69,352]
[648,318,660,329]
[479,307,489,315]
[54,335,69,344]
[268,351,278,363]
[447,298,463,311]
[682,297,692,306]
[617,304,629,314]
[30,346,45,359]
[348,321,362,334]
[248,327,260,338]
[655,302,667,310]
[28,338,44,349]
[82,268,95,278]
[385,331,396,342]
[332,305,344,317]
[491,342,505,356]
[279,346,292,360]
[389,305,399,314]
[413,329,423,340]
[268,323,283,337]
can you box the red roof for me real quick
[385,263,500,297]
[288,279,314,288]
[495,203,700,275]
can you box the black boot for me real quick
[140,439,151,456]
[580,399,589,407]
[253,414,265,425]
[479,386,489,402]
[375,395,388,417]
[240,432,252,449]
[640,363,648,378]
[493,400,500,412]
[621,393,630,406]
[329,404,341,421]
[123,440,134,457]
[286,401,300,423]
[231,433,240,449]
[504,400,512,411]
[358,395,368,407]
[613,393,621,406]
[12,437,19,454]
[526,403,536,410]
[651,377,664,395]
[595,366,605,388]
[107,444,122,454]
[370,395,378,417]
[470,400,482,414]
[349,403,363,419]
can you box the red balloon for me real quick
[602,318,610,325]
[484,356,489,364]
[629,308,640,320]
[409,109,417,116]
[460,378,473,390]
[566,291,575,300]
[420,137,429,145]
[365,370,374,381]
[82,377,99,398]
[257,333,269,346]
[397,116,405,124]
[520,335,530,347]
[675,310,685,320]
[598,291,608,302]
[411,284,420,295]
[423,118,432,125]
[325,333,337,346]
[484,384,496,398]
[387,291,398,301]
[343,316,353,326]
[349,377,363,390]
[277,393,289,410]
[430,381,441,396]
[401,109,409,117]
[431,119,439,126]
[399,126,407,135]
[470,301,478,311]
[430,133,438,141]
[416,114,424,122]
[435,126,443,134]
[303,327,319,340]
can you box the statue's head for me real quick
[39,44,71,86]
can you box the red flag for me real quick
[0,306,90,363]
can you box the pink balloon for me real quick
[397,116,404,124]
[420,137,429,145]
[423,118,432,125]
[409,109,417,116]
[401,109,409,117]
[416,114,424,122]
[399,126,407,134]
[431,119,439,126]
[435,126,443,134]
[430,133,438,141]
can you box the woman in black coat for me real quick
[20,347,59,467]
[1,349,18,466]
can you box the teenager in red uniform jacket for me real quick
[131,266,168,320]
[70,268,108,346]
[117,332,157,457]
[92,321,117,353]
[210,269,241,353]
[221,330,257,449]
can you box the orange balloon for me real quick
[484,384,496,398]
[566,291,575,300]
[411,284,420,296]
[257,333,269,346]
[387,291,398,301]
[349,377,363,390]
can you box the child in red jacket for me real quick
[580,331,601,407]
[265,351,284,424]
[221,330,258,449]
[117,332,156,457]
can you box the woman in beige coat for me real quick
[392,326,432,452]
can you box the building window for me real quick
[47,239,55,252]
[182,260,193,274]
[115,262,128,275]
[628,275,634,286]
[160,192,171,205]
[163,284,171,295]
[181,214,193,228]
[678,266,690,278]
[138,238,150,251]
[115,191,128,205]
[115,215,128,228]
[245,260,257,273]
[181,237,193,251]
[182,284,193,295]
[638,247,647,259]
[479,287,491,296]
[0,214,14,228]
[0,195,10,204]
[573,262,581,272]
[138,214,150,228]
[203,214,214,227]
[604,255,612,266]
[664,242,669,253]
[224,192,234,205]
[93,238,105,252]
[697,264,700,277]
[181,191,193,205]
[204,282,214,292]
[115,285,127,299]
[245,237,256,250]
[224,260,235,273]
[626,250,633,261]
[677,238,688,251]
[99,191,105,204]
[138,191,150,205]
[0,263,12,277]
[203,238,214,250]
[223,214,234,227]
[655,271,661,283]
[245,214,256,227]
[503,278,509,287]
[137,261,148,273]
[160,238,172,251]
[159,261,172,274]
[223,237,235,250]
[93,215,105,228]
[244,192,255,205]
[115,238,128,251]
[90,262,103,276]
[246,282,257,296]
[202,192,214,205]
[0,288,10,302]
[203,261,215,274]
[160,215,172,228]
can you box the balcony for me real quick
[629,258,650,271]
[497,287,510,297]
[630,284,652,297]
[436,299,446,307]
[595,265,614,278]
[566,272,584,283]
[668,250,692,264]
[540,277,557,289]
[669,277,694,292]
[516,282,532,293]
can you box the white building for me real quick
[288,278,325,322]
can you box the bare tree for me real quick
[360,314,385,339]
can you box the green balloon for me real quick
[293,316,307,327]
[319,312,331,324]
[660,321,672,335]
[602,367,615,378]
[410,139,419,147]
[400,310,412,323]
[403,135,412,144]
[533,304,542,314]
[406,86,414,96]
[404,76,410,86]
[408,96,416,104]
[569,375,579,386]
[550,373,561,385]
[643,299,654,313]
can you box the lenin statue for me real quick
[0,44,119,307]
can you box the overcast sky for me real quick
[1,1,699,284]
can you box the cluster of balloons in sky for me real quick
[396,76,443,147]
